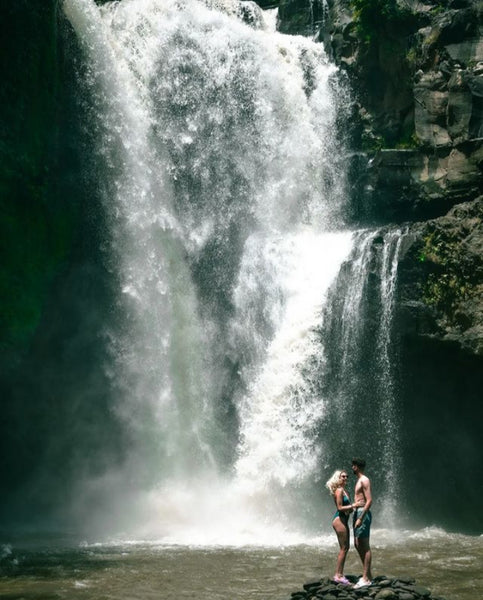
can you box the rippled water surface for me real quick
[0,529,481,600]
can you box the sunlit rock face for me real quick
[307,0,483,221]
[300,0,483,357]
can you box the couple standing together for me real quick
[326,458,372,589]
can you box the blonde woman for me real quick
[325,469,357,585]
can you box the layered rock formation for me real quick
[275,0,483,360]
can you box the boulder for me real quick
[310,0,483,222]
[397,197,483,355]
[287,575,448,600]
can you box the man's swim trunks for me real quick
[353,508,372,538]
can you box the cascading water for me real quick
[63,0,401,543]
[376,229,405,520]
[319,227,406,524]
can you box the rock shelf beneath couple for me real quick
[287,575,445,600]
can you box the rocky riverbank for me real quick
[289,576,445,600]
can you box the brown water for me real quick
[0,529,481,600]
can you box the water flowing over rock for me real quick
[0,0,481,538]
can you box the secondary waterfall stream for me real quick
[63,0,403,543]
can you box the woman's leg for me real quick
[332,518,350,577]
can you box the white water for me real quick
[376,229,405,521]
[319,228,406,527]
[64,0,357,543]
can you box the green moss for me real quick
[419,229,476,318]
[429,4,446,17]
[423,272,472,313]
[395,132,419,149]
[406,46,419,68]
[350,0,415,45]
[360,132,385,154]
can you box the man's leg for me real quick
[354,536,372,581]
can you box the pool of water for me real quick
[0,528,481,600]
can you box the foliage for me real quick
[395,131,419,149]
[351,0,415,44]
[418,228,475,318]
[406,45,419,68]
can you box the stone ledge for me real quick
[348,140,483,223]
[287,575,446,600]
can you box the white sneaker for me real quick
[353,578,371,589]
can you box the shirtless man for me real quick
[352,458,372,588]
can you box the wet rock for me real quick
[253,0,280,8]
[303,579,323,592]
[317,584,338,594]
[394,578,416,585]
[408,587,431,597]
[287,575,444,600]
[397,196,483,354]
[277,0,323,35]
[374,590,398,600]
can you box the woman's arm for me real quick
[335,489,356,512]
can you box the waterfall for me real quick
[319,228,405,524]
[62,0,403,543]
[376,229,405,520]
[309,0,326,32]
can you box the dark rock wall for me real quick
[1,1,71,358]
[306,0,483,363]
[0,1,126,527]
[277,0,325,35]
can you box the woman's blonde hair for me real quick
[325,469,346,496]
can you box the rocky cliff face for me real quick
[321,0,483,221]
[276,0,483,360]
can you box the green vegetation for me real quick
[395,131,419,149]
[406,45,419,68]
[0,182,75,350]
[418,228,475,318]
[360,131,385,154]
[351,0,415,44]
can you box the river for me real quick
[0,529,481,600]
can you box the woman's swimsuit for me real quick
[333,492,351,522]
